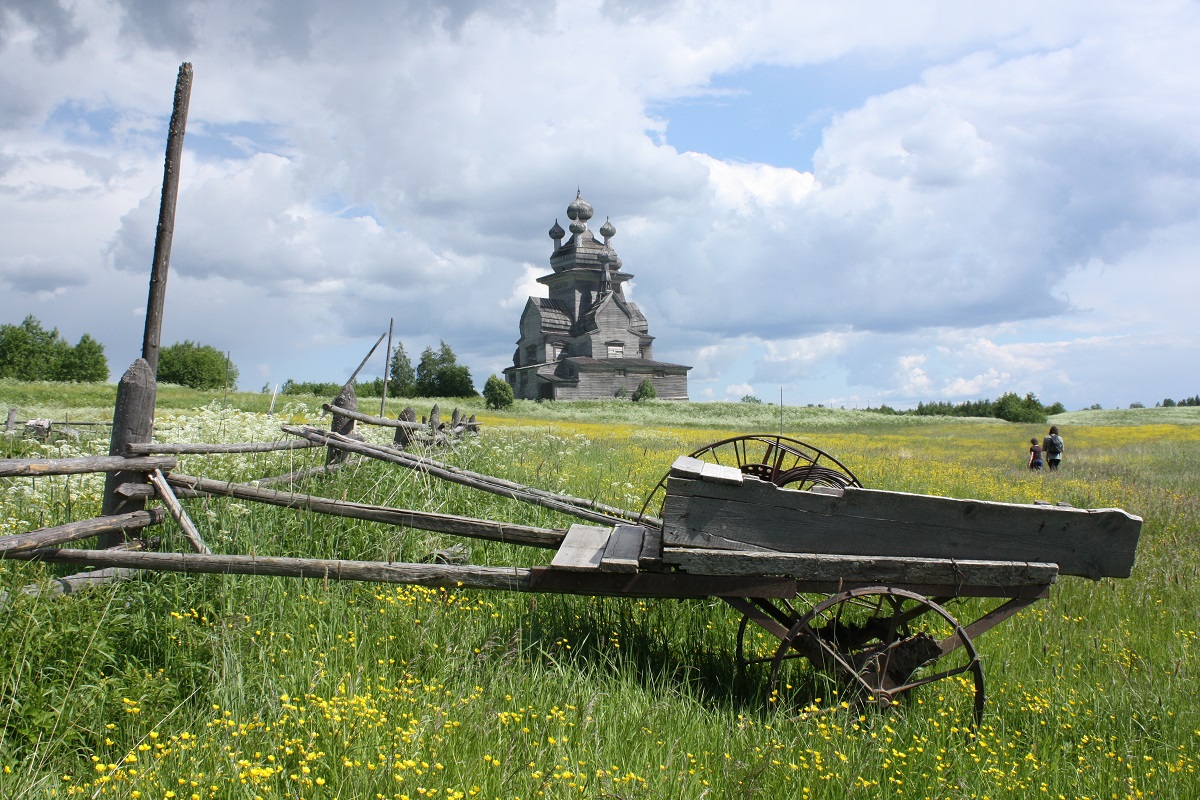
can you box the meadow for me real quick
[1,382,1198,799]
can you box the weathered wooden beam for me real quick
[252,458,362,488]
[0,454,176,478]
[282,425,658,528]
[662,548,1059,587]
[18,549,534,593]
[528,567,796,599]
[141,62,193,374]
[149,470,211,554]
[661,476,1142,579]
[166,472,565,548]
[320,403,430,430]
[126,439,320,455]
[0,509,166,556]
[116,482,156,499]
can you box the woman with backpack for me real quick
[1043,426,1064,471]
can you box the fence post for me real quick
[100,359,157,547]
[327,385,358,465]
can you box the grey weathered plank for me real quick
[700,462,743,485]
[600,524,644,573]
[663,548,1059,587]
[550,524,612,571]
[661,476,1142,579]
[639,524,663,570]
[669,456,707,479]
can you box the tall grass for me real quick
[1,395,1198,798]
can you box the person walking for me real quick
[1028,437,1043,470]
[1043,425,1064,471]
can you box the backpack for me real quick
[1046,434,1063,455]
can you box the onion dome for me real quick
[549,219,565,240]
[567,189,593,222]
[599,217,616,240]
[598,246,612,265]
[569,220,586,235]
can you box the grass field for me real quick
[2,383,1198,798]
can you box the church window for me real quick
[606,342,624,359]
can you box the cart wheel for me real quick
[769,587,985,723]
[637,434,862,523]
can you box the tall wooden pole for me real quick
[101,64,193,544]
[141,62,193,374]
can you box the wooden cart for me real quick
[527,434,1142,721]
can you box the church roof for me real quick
[526,298,571,332]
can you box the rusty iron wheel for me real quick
[636,434,862,523]
[768,587,986,724]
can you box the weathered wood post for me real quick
[5,408,15,435]
[100,63,193,544]
[99,360,158,546]
[141,62,193,375]
[327,384,357,465]
[394,406,416,448]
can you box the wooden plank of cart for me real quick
[528,435,1142,722]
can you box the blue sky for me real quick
[2,0,1198,410]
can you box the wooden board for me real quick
[668,456,742,486]
[663,548,1059,587]
[661,476,1142,579]
[528,567,795,599]
[600,524,643,573]
[549,524,611,571]
[638,525,664,571]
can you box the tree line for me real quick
[0,316,108,382]
[868,392,1067,424]
[280,340,477,399]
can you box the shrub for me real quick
[157,341,238,391]
[483,374,514,409]
[632,379,656,402]
[740,394,763,404]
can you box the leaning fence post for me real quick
[4,408,15,435]
[141,62,193,375]
[100,359,157,547]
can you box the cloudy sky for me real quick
[2,0,1197,409]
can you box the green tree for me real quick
[415,340,476,397]
[0,316,106,382]
[157,341,239,390]
[993,391,1046,423]
[740,394,762,404]
[483,374,514,409]
[55,333,108,382]
[388,343,416,398]
[632,378,657,402]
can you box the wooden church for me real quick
[503,191,691,401]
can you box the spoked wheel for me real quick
[636,434,862,523]
[768,588,986,723]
